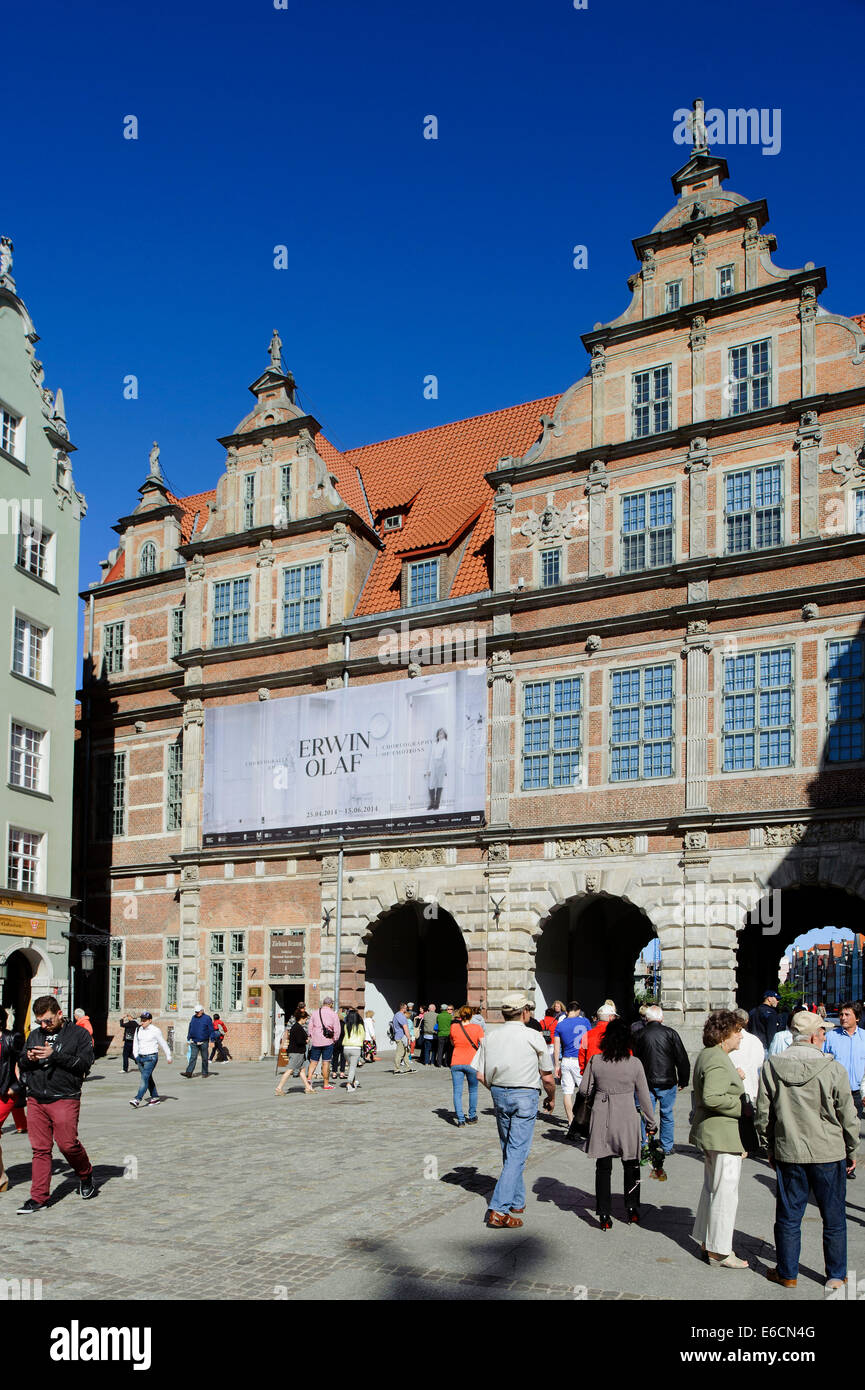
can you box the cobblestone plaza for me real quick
[3,1060,863,1303]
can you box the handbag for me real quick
[738,1094,760,1154]
[318,1010,334,1040]
[567,1057,596,1141]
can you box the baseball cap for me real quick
[501,992,532,1012]
[140,1010,152,1020]
[194,1004,203,1013]
[597,1004,617,1020]
[791,1010,824,1036]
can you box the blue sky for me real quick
[4,0,864,626]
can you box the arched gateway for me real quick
[356,902,468,1051]
[533,894,656,1023]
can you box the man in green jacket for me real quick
[435,1006,453,1068]
[755,1010,858,1292]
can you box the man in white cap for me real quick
[182,1004,217,1078]
[755,1010,858,1291]
[472,992,555,1228]
[577,1001,617,1073]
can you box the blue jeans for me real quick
[186,1041,209,1075]
[640,1085,677,1153]
[488,1086,538,1213]
[451,1064,478,1122]
[775,1160,847,1281]
[135,1054,159,1101]
[421,1036,435,1066]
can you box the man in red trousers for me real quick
[16,995,96,1213]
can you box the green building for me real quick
[0,236,85,1029]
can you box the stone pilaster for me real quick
[224,446,240,532]
[796,410,823,539]
[179,864,201,1010]
[590,345,606,448]
[181,698,205,853]
[256,540,275,639]
[690,235,707,302]
[685,437,711,557]
[184,555,207,650]
[798,286,818,399]
[689,316,707,423]
[328,522,350,622]
[640,248,656,319]
[585,459,608,577]
[492,484,514,594]
[487,651,514,828]
[682,624,711,810]
[743,217,761,290]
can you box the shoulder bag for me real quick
[456,1020,480,1052]
[567,1057,596,1141]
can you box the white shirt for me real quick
[728,1028,765,1102]
[133,1023,172,1061]
[364,1016,376,1041]
[472,1021,552,1090]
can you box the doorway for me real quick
[534,895,656,1023]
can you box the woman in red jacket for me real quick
[577,1003,619,1072]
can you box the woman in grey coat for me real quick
[578,1018,657,1228]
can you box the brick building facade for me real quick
[75,131,865,1056]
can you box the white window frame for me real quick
[717,265,735,298]
[282,562,323,635]
[852,488,865,536]
[9,720,48,794]
[7,826,43,893]
[720,646,795,773]
[664,280,682,312]
[619,484,675,573]
[12,613,51,685]
[95,750,126,840]
[0,404,25,462]
[382,514,403,531]
[608,662,676,783]
[166,739,183,832]
[631,363,673,440]
[212,577,251,647]
[171,606,185,658]
[408,558,439,607]
[17,511,54,584]
[520,676,583,791]
[139,541,157,576]
[102,621,125,675]
[723,462,784,555]
[539,548,562,589]
[825,637,865,765]
[166,936,180,1012]
[727,337,772,417]
[109,939,124,1013]
[242,473,256,531]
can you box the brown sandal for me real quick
[486,1210,523,1228]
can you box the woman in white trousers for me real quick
[689,1009,749,1269]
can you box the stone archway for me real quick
[358,901,469,1050]
[736,883,865,1010]
[533,893,657,1023]
[1,945,51,1034]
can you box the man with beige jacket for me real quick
[755,1010,858,1291]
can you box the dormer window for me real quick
[382,514,403,531]
[139,541,157,576]
[408,558,439,607]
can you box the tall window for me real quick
[167,740,183,831]
[621,486,674,572]
[96,751,126,839]
[10,722,46,792]
[610,664,674,781]
[632,365,671,438]
[210,931,245,1012]
[827,639,864,763]
[521,678,582,789]
[408,559,439,606]
[277,464,292,525]
[102,621,125,674]
[212,578,250,646]
[17,515,51,580]
[723,649,793,771]
[729,339,771,415]
[717,265,735,298]
[0,407,20,456]
[166,937,180,1011]
[13,616,48,683]
[242,474,255,530]
[7,828,41,893]
[725,465,782,554]
[540,549,561,588]
[664,281,681,312]
[854,489,865,535]
[109,940,123,1012]
[282,563,323,635]
[171,607,185,658]
[139,541,157,575]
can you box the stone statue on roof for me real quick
[149,441,162,477]
[689,98,708,153]
[268,329,283,372]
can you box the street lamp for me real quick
[80,947,95,976]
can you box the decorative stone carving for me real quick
[134,720,147,734]
[380,847,446,869]
[320,854,339,874]
[764,820,859,848]
[403,881,419,900]
[585,873,600,894]
[225,446,238,473]
[802,603,819,621]
[801,860,819,883]
[687,620,709,637]
[325,676,343,690]
[689,315,707,350]
[798,285,818,322]
[690,234,707,265]
[186,555,207,583]
[329,521,350,552]
[493,483,514,515]
[406,662,422,679]
[487,650,514,686]
[519,499,580,546]
[0,235,14,288]
[585,634,601,654]
[258,687,271,701]
[487,842,509,863]
[641,247,656,272]
[825,439,865,486]
[684,830,708,851]
[557,836,635,858]
[257,538,275,568]
[180,865,199,885]
[183,699,205,728]
[590,343,606,378]
[260,439,274,466]
[585,458,609,495]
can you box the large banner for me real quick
[202,668,487,844]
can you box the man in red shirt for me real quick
[73,1009,94,1038]
[578,1003,617,1072]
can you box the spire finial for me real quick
[690,98,708,154]
[268,329,283,372]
